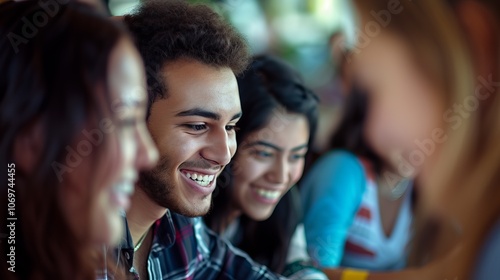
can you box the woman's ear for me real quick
[13,120,44,174]
[455,1,498,78]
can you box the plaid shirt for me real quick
[103,210,286,280]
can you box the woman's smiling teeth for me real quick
[254,188,281,200]
[185,172,215,187]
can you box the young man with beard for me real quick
[115,1,285,279]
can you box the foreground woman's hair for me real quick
[353,0,500,278]
[0,1,129,279]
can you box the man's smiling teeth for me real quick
[255,188,281,200]
[186,172,215,187]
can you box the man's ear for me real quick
[455,1,498,78]
[13,120,44,174]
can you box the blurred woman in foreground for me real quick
[0,1,157,279]
[323,0,499,279]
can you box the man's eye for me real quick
[185,124,207,131]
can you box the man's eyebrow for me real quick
[175,108,221,120]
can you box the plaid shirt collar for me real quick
[109,209,284,280]
[116,210,175,279]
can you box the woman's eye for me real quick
[225,125,239,132]
[290,154,306,161]
[253,150,273,158]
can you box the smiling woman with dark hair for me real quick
[204,54,326,279]
[0,1,157,279]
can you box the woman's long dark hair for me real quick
[0,1,128,279]
[205,55,319,273]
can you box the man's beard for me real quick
[138,156,176,210]
[137,155,220,217]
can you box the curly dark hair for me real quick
[123,0,250,116]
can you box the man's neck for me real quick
[127,187,167,247]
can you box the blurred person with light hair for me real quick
[320,0,500,279]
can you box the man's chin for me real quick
[179,211,207,218]
[170,201,212,217]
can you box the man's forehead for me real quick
[157,60,241,118]
[151,93,241,121]
[161,59,236,85]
